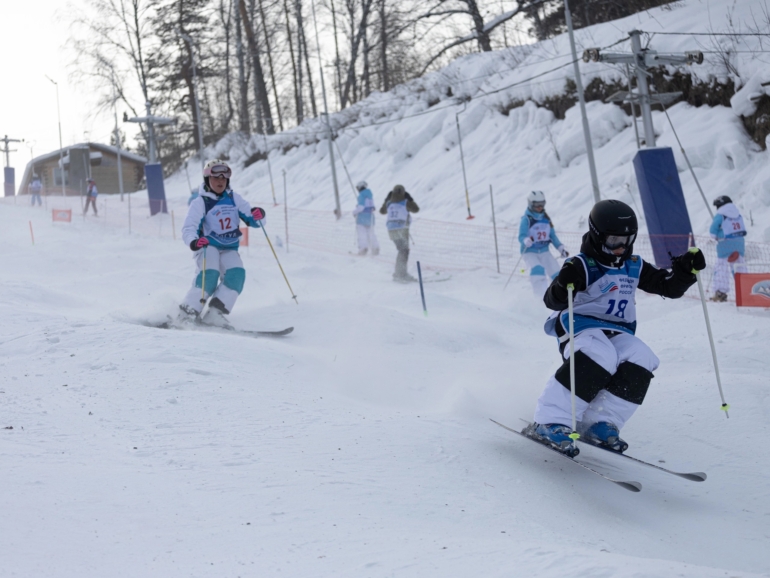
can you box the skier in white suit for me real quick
[180,159,266,326]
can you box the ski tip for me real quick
[618,480,642,492]
[679,472,707,482]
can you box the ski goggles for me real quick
[206,164,232,179]
[531,202,546,210]
[603,233,636,250]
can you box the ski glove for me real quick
[190,237,209,251]
[558,245,569,258]
[251,207,266,220]
[672,248,706,275]
[556,259,585,291]
[523,237,534,248]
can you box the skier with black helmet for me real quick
[352,180,380,256]
[709,195,747,302]
[523,200,706,457]
[518,190,569,296]
[179,159,266,326]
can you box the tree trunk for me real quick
[465,0,492,52]
[363,11,370,98]
[258,0,284,131]
[283,0,302,124]
[221,0,235,131]
[340,0,373,108]
[239,0,275,134]
[235,0,250,132]
[296,0,318,117]
[378,0,388,91]
[330,0,343,109]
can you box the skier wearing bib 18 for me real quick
[380,184,419,283]
[524,200,706,457]
[179,159,266,327]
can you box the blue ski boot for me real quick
[523,423,579,458]
[581,421,628,453]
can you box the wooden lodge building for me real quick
[18,143,147,197]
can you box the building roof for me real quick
[18,142,147,194]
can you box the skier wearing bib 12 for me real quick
[518,191,569,297]
[524,200,706,457]
[179,159,266,326]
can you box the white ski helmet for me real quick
[203,159,232,179]
[527,190,546,210]
[356,180,368,191]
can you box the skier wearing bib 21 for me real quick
[524,200,706,457]
[179,160,266,326]
[518,191,569,297]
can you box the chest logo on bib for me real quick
[599,278,619,294]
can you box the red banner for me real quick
[52,209,72,223]
[735,273,770,307]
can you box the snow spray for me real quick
[417,261,427,317]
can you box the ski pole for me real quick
[504,252,525,291]
[567,284,580,443]
[258,221,298,304]
[417,261,427,317]
[200,246,207,305]
[691,248,730,418]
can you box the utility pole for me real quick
[311,0,342,219]
[45,75,66,196]
[564,0,600,204]
[178,31,205,160]
[1,135,22,197]
[109,70,125,202]
[0,135,22,167]
[124,102,176,164]
[583,30,703,148]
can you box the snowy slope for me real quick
[3,192,770,577]
[209,0,770,246]
[4,1,770,576]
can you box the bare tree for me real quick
[239,0,275,133]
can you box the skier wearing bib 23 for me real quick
[179,160,266,326]
[519,191,569,297]
[524,200,706,457]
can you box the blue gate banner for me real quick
[145,163,168,215]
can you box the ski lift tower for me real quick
[582,30,704,267]
[1,135,23,196]
[124,102,177,215]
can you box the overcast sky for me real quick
[0,1,127,170]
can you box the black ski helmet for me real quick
[713,195,732,209]
[588,200,638,265]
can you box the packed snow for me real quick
[4,0,770,576]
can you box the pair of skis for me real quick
[149,317,293,338]
[490,419,706,493]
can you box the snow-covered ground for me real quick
[3,191,770,577]
[5,0,770,575]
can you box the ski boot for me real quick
[177,304,200,325]
[580,421,628,453]
[522,422,579,457]
[710,290,728,302]
[393,273,418,284]
[201,297,233,329]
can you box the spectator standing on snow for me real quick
[518,191,569,297]
[709,195,747,302]
[179,159,266,327]
[353,180,380,256]
[380,184,419,282]
[83,178,98,216]
[29,175,43,206]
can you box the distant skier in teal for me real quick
[352,180,379,256]
[518,191,569,297]
[709,195,747,302]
